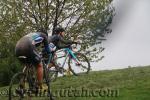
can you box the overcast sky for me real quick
[92,0,150,71]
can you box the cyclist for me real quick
[15,29,50,90]
[47,27,79,72]
[48,27,78,50]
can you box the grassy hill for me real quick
[1,65,150,100]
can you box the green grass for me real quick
[1,65,150,100]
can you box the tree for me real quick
[0,0,115,85]
[0,0,115,61]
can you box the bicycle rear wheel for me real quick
[9,69,40,100]
[68,52,91,75]
[43,64,54,100]
[9,72,28,100]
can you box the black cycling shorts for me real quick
[15,37,41,65]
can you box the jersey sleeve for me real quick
[40,33,50,53]
[56,35,76,49]
[59,35,75,44]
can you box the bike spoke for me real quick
[68,53,91,75]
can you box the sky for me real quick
[92,0,150,71]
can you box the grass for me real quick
[1,65,150,100]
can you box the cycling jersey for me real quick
[26,32,50,53]
[15,32,50,65]
[48,34,76,49]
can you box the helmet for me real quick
[54,27,65,34]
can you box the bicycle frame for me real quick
[42,52,53,67]
[21,53,53,86]
[46,53,53,65]
[22,53,53,73]
[58,48,80,68]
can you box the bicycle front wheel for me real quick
[68,52,91,75]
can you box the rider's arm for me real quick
[56,35,77,49]
[57,44,71,49]
[40,33,51,54]
[59,35,77,45]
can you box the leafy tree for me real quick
[0,0,115,85]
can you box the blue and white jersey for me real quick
[25,32,50,53]
[26,32,44,45]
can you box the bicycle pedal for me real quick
[64,69,71,76]
[57,67,64,74]
[15,88,25,97]
[76,63,81,66]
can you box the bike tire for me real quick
[43,63,55,100]
[9,72,26,100]
[9,69,40,100]
[68,52,91,76]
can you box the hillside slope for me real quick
[1,66,150,100]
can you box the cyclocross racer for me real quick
[15,29,50,89]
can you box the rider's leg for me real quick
[37,62,43,89]
[32,48,43,89]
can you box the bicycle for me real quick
[8,53,54,100]
[48,44,91,81]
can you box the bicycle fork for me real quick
[67,49,80,65]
